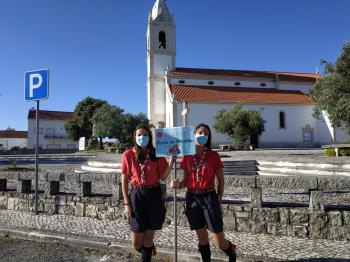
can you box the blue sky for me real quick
[0,0,349,131]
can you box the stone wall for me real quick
[0,193,349,241]
[0,171,350,241]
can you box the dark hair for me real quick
[195,123,212,150]
[133,124,156,162]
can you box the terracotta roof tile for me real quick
[0,131,27,139]
[171,67,320,82]
[170,85,315,105]
[27,110,74,120]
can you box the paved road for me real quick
[0,210,350,261]
[0,237,112,262]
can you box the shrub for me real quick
[340,148,349,156]
[324,148,336,157]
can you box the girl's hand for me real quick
[169,179,179,189]
[124,204,132,218]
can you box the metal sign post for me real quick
[25,69,49,215]
[35,100,39,214]
[173,162,178,262]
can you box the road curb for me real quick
[0,226,269,261]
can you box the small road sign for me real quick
[25,69,49,101]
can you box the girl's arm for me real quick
[121,173,130,204]
[215,168,224,199]
[170,168,188,189]
[160,156,176,181]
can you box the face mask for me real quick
[195,133,208,145]
[136,135,149,148]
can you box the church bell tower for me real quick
[147,0,176,126]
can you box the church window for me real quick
[279,111,286,129]
[159,31,166,49]
[234,82,241,86]
[260,83,266,87]
[208,81,214,85]
[178,80,185,84]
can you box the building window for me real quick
[178,80,185,84]
[208,81,214,85]
[279,111,286,129]
[234,82,241,86]
[34,128,43,134]
[46,128,55,136]
[159,31,166,49]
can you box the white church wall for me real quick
[153,54,173,75]
[175,103,323,148]
[170,78,275,89]
[277,82,313,94]
[153,80,166,115]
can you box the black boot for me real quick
[141,245,153,262]
[222,241,236,262]
[198,243,211,262]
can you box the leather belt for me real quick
[133,183,160,190]
[188,188,215,195]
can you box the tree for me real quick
[6,127,15,131]
[214,105,265,148]
[119,112,150,147]
[91,104,124,139]
[310,43,350,134]
[65,97,108,141]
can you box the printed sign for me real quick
[24,69,49,101]
[155,126,195,157]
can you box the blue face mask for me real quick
[195,134,208,145]
[136,135,149,148]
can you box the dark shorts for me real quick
[185,190,223,233]
[129,185,166,233]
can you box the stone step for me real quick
[222,160,257,167]
[87,161,121,168]
[258,161,350,171]
[80,165,121,173]
[257,166,350,176]
[224,166,257,172]
[224,171,258,176]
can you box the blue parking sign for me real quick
[25,69,49,101]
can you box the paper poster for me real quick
[155,126,195,157]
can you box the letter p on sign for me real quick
[25,69,49,101]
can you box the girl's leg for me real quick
[131,232,144,251]
[196,228,211,262]
[211,232,236,262]
[141,229,156,262]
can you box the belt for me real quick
[188,188,215,195]
[133,183,160,190]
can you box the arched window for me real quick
[159,31,166,49]
[279,111,286,129]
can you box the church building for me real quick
[146,0,349,147]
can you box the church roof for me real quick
[28,110,74,121]
[169,85,316,105]
[151,0,171,21]
[171,68,320,82]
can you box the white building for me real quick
[27,109,78,150]
[146,0,349,147]
[0,130,27,150]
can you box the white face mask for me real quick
[195,133,208,145]
[136,135,149,148]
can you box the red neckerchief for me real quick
[192,148,207,183]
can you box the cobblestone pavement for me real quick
[0,209,349,261]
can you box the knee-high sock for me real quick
[222,241,236,262]
[198,243,211,262]
[141,245,153,262]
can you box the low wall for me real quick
[0,171,350,241]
